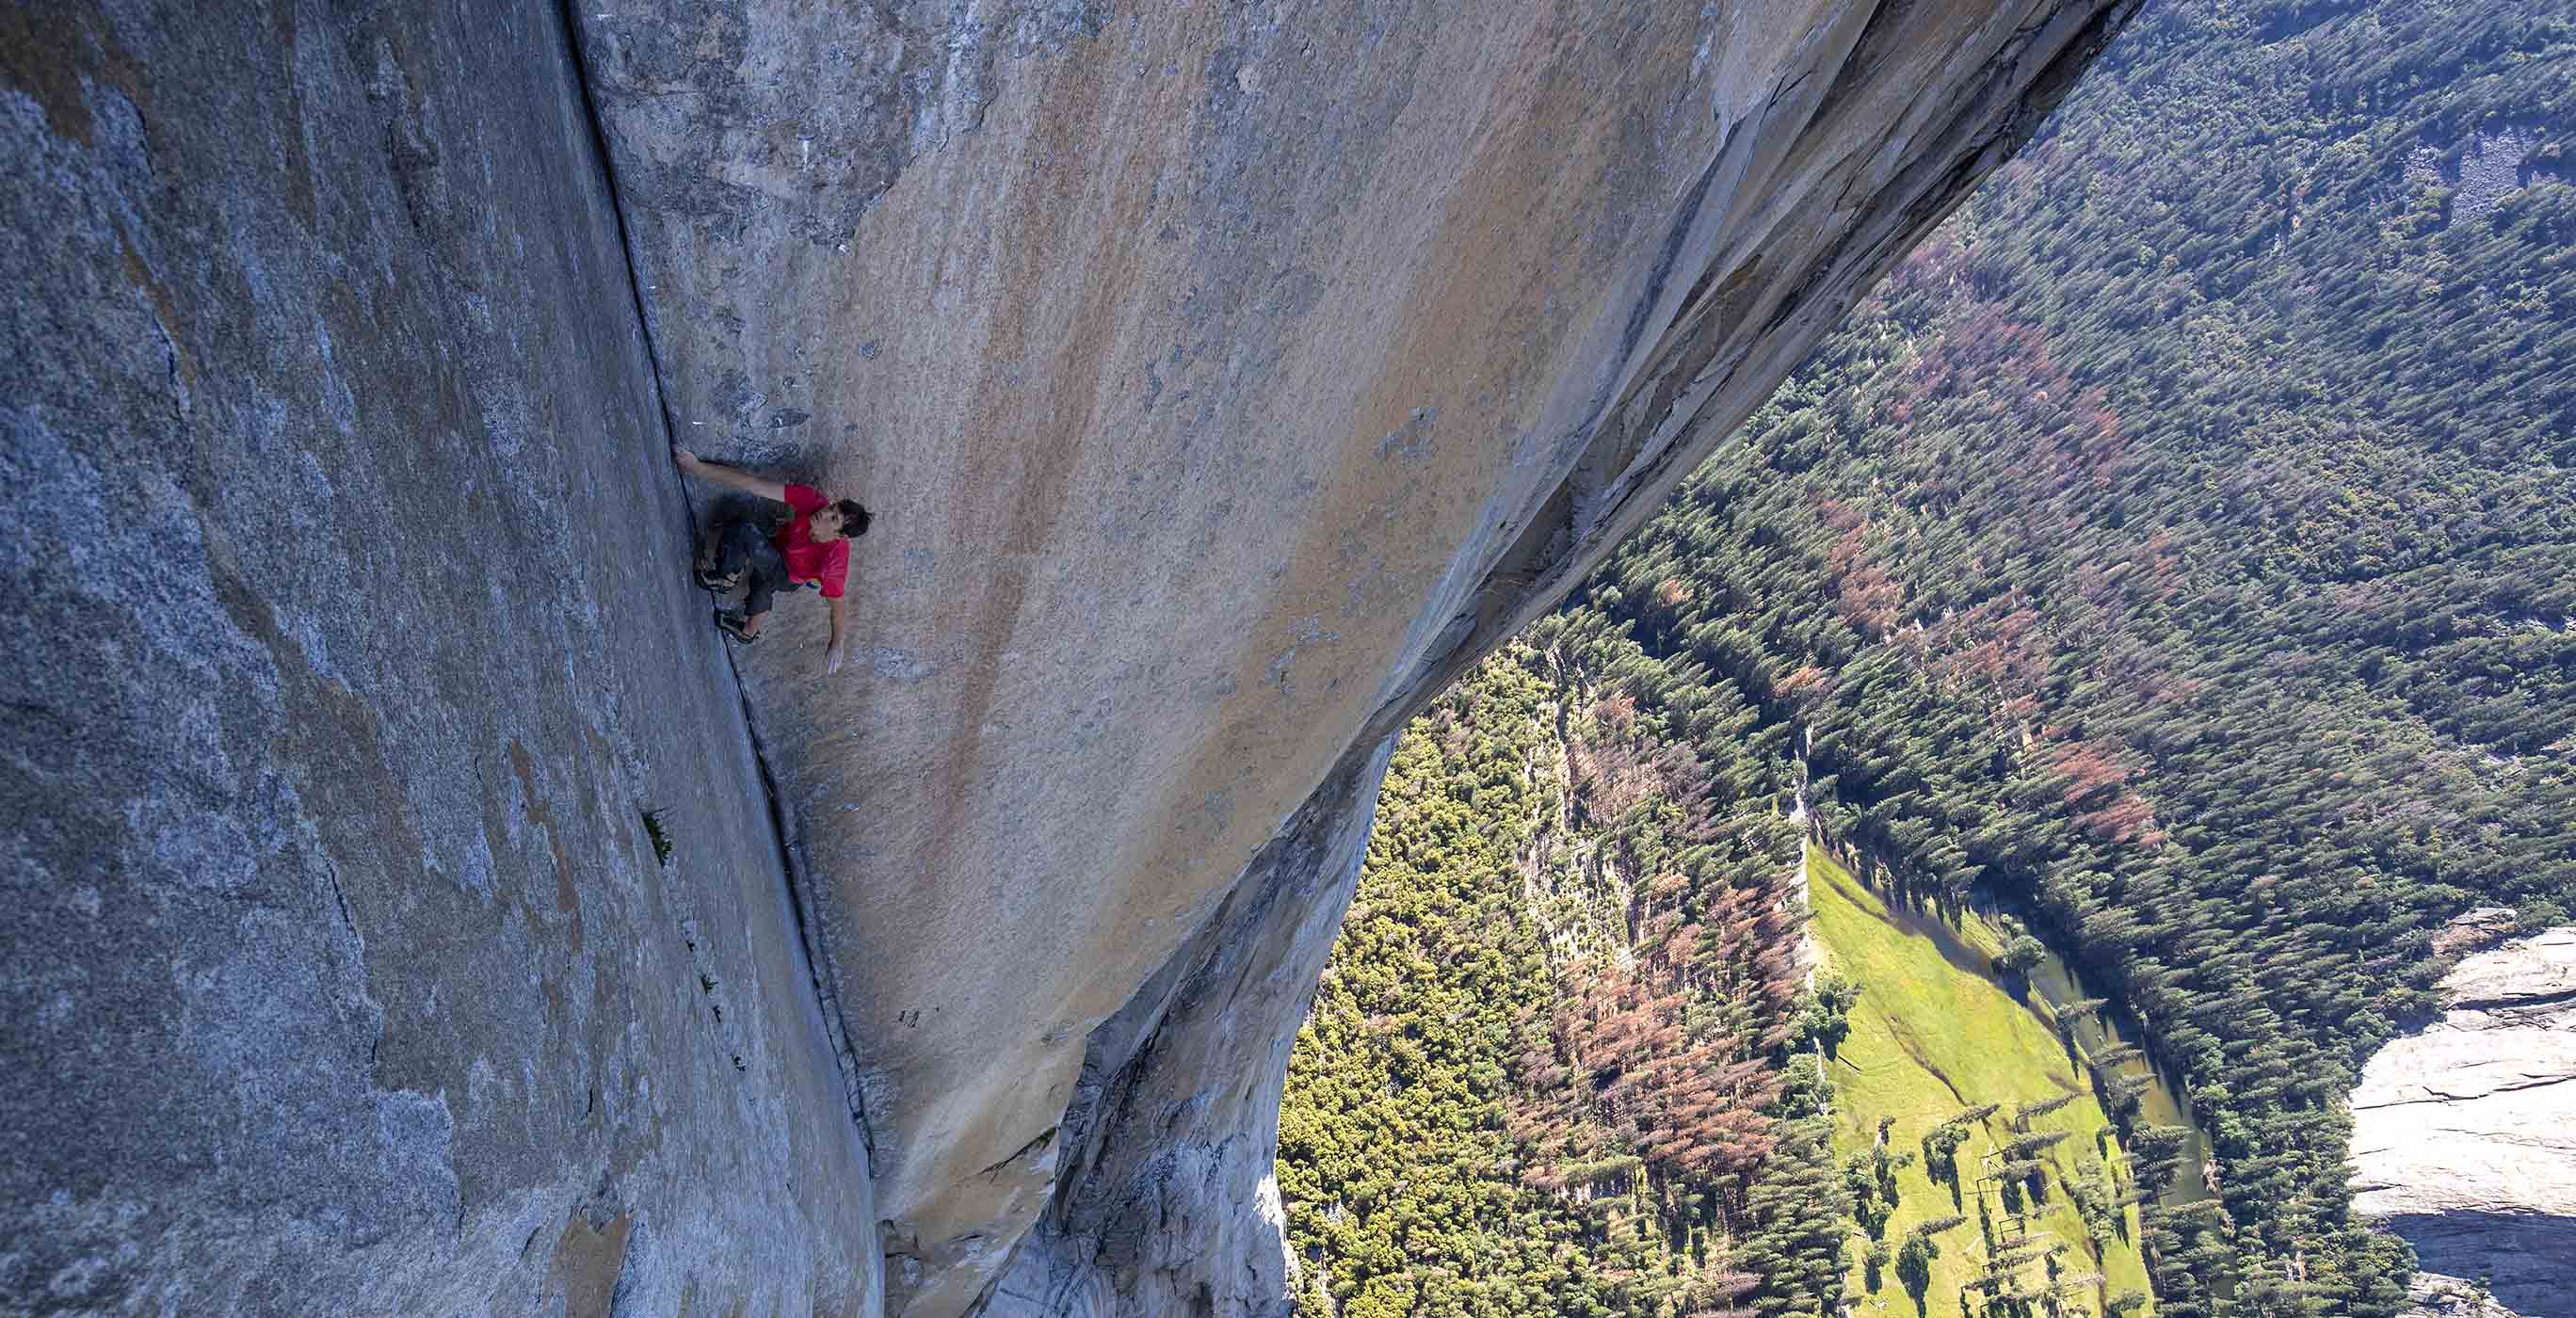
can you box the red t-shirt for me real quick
[775,484,851,599]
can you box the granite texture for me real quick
[572,0,2137,1312]
[1,2,876,1313]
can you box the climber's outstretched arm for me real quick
[672,445,788,503]
[825,597,848,675]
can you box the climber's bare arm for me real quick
[671,445,788,503]
[825,597,849,676]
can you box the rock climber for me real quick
[672,444,869,674]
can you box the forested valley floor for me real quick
[1275,1,2576,1315]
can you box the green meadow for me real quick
[1807,844,2156,1318]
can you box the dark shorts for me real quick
[713,520,811,617]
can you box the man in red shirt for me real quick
[673,445,870,673]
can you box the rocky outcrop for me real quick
[2406,123,2573,230]
[2405,1275,2539,1318]
[4,0,2136,1313]
[574,1,2137,1314]
[2352,925,2576,1318]
[1,3,875,1312]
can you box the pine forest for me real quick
[1273,1,2576,1316]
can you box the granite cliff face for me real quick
[2352,924,2576,1318]
[3,1,2133,1314]
[1,4,877,1313]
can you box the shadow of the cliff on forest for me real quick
[2375,1209,2576,1318]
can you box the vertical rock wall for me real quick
[2,2,876,1312]
[574,2,2136,1313]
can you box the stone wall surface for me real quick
[572,1,2136,1314]
[2352,925,2576,1318]
[1,2,877,1313]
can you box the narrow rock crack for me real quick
[2449,986,2576,1013]
[551,0,877,1153]
[2352,1069,2576,1109]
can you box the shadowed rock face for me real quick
[1,2,874,1313]
[574,2,2136,1313]
[2353,925,2576,1318]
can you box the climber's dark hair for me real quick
[837,499,872,538]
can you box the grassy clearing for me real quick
[1808,844,2155,1318]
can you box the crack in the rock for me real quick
[2448,986,2576,1013]
[323,855,362,946]
[551,0,877,1157]
[980,1126,1059,1182]
[2353,1069,2576,1109]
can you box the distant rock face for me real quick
[2352,925,2576,1318]
[2407,1275,2536,1318]
[573,2,2137,1314]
